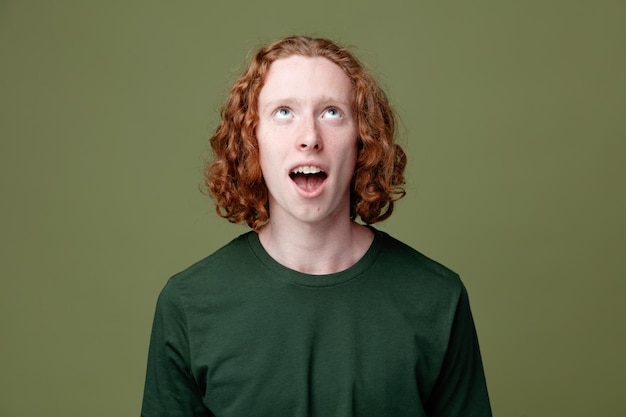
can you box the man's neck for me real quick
[257,219,374,275]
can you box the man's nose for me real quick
[298,117,323,151]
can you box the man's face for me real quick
[256,55,358,226]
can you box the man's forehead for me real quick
[259,56,353,104]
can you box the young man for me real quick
[141,36,492,417]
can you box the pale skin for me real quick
[255,55,373,275]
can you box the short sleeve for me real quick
[140,281,212,417]
[425,284,492,417]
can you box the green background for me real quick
[1,1,624,416]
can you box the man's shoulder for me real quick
[374,229,463,293]
[164,231,255,292]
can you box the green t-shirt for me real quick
[141,229,491,416]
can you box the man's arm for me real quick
[425,285,492,417]
[141,281,212,417]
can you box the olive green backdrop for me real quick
[1,1,624,416]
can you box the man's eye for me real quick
[323,108,341,119]
[275,108,292,119]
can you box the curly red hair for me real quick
[205,35,406,231]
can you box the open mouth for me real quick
[290,165,328,192]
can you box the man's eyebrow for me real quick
[318,96,352,107]
[260,98,299,109]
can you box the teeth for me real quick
[291,165,324,175]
